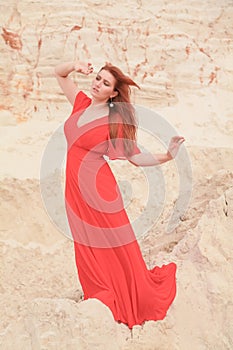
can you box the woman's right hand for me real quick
[74,61,94,75]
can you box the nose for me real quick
[96,80,102,88]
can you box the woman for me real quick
[54,61,185,328]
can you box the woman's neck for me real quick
[90,97,108,107]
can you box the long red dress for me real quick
[64,91,176,328]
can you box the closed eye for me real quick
[96,75,111,86]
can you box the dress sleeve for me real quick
[107,117,141,160]
[71,91,91,115]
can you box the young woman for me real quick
[54,61,185,328]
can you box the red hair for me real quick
[100,63,140,156]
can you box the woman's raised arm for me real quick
[128,136,185,166]
[54,61,93,105]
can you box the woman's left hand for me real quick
[167,136,185,159]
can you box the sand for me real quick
[0,0,233,349]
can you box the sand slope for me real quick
[0,154,233,349]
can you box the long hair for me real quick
[99,63,140,157]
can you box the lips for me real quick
[92,87,99,93]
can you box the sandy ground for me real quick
[1,88,233,349]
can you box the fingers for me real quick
[82,64,93,75]
[87,62,93,73]
[172,136,185,144]
[178,137,185,145]
[168,136,185,159]
[75,61,94,75]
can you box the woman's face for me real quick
[91,69,118,102]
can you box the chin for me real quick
[90,90,97,99]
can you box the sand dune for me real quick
[0,150,233,349]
